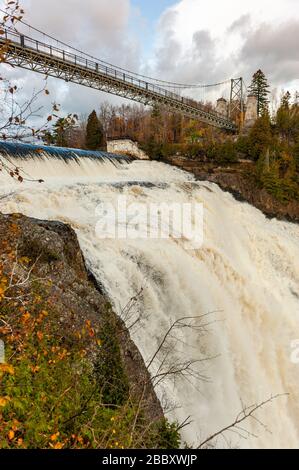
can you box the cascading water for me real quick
[1,143,299,449]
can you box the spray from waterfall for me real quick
[1,144,299,449]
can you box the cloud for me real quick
[1,0,299,119]
[150,0,299,89]
[1,0,142,116]
[239,20,299,84]
[228,14,251,34]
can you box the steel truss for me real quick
[0,29,237,131]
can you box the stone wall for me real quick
[244,95,258,129]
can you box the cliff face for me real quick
[164,157,299,224]
[0,213,177,449]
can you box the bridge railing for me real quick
[1,27,231,124]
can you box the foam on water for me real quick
[1,148,299,449]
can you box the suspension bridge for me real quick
[0,21,245,132]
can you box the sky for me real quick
[1,0,299,117]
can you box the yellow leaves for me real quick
[51,442,63,449]
[0,363,15,375]
[36,310,48,325]
[0,285,5,300]
[0,276,8,300]
[85,319,95,338]
[0,396,11,407]
[19,256,30,265]
[57,349,69,361]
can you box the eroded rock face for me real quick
[164,157,299,224]
[0,212,163,423]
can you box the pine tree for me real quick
[281,91,291,109]
[52,118,70,147]
[50,115,78,148]
[248,70,270,117]
[276,91,292,143]
[85,110,105,150]
[248,112,272,161]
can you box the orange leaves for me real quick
[0,396,11,407]
[0,363,15,375]
[50,432,60,442]
[0,284,6,300]
[57,349,69,361]
[36,331,44,342]
[8,430,15,441]
[36,310,48,325]
[21,312,31,324]
[50,442,64,449]
[85,319,95,338]
[9,222,20,235]
[30,365,40,374]
[49,432,64,449]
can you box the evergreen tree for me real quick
[248,112,272,161]
[248,70,270,117]
[52,118,69,147]
[48,115,78,148]
[276,91,293,143]
[85,110,105,150]
[281,91,291,109]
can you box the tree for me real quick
[0,1,66,182]
[248,70,270,117]
[248,112,272,161]
[44,115,78,148]
[276,92,293,144]
[85,110,105,150]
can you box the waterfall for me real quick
[1,144,299,449]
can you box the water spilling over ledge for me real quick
[0,140,131,164]
[1,145,299,448]
[0,140,133,183]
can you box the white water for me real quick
[1,154,299,449]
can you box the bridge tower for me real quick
[229,78,244,130]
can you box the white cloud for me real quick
[1,0,299,118]
[1,0,142,116]
[150,0,299,95]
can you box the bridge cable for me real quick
[0,8,232,91]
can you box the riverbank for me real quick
[0,212,179,449]
[163,156,299,224]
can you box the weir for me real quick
[0,140,132,182]
[0,140,131,164]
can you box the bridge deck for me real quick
[0,28,236,131]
